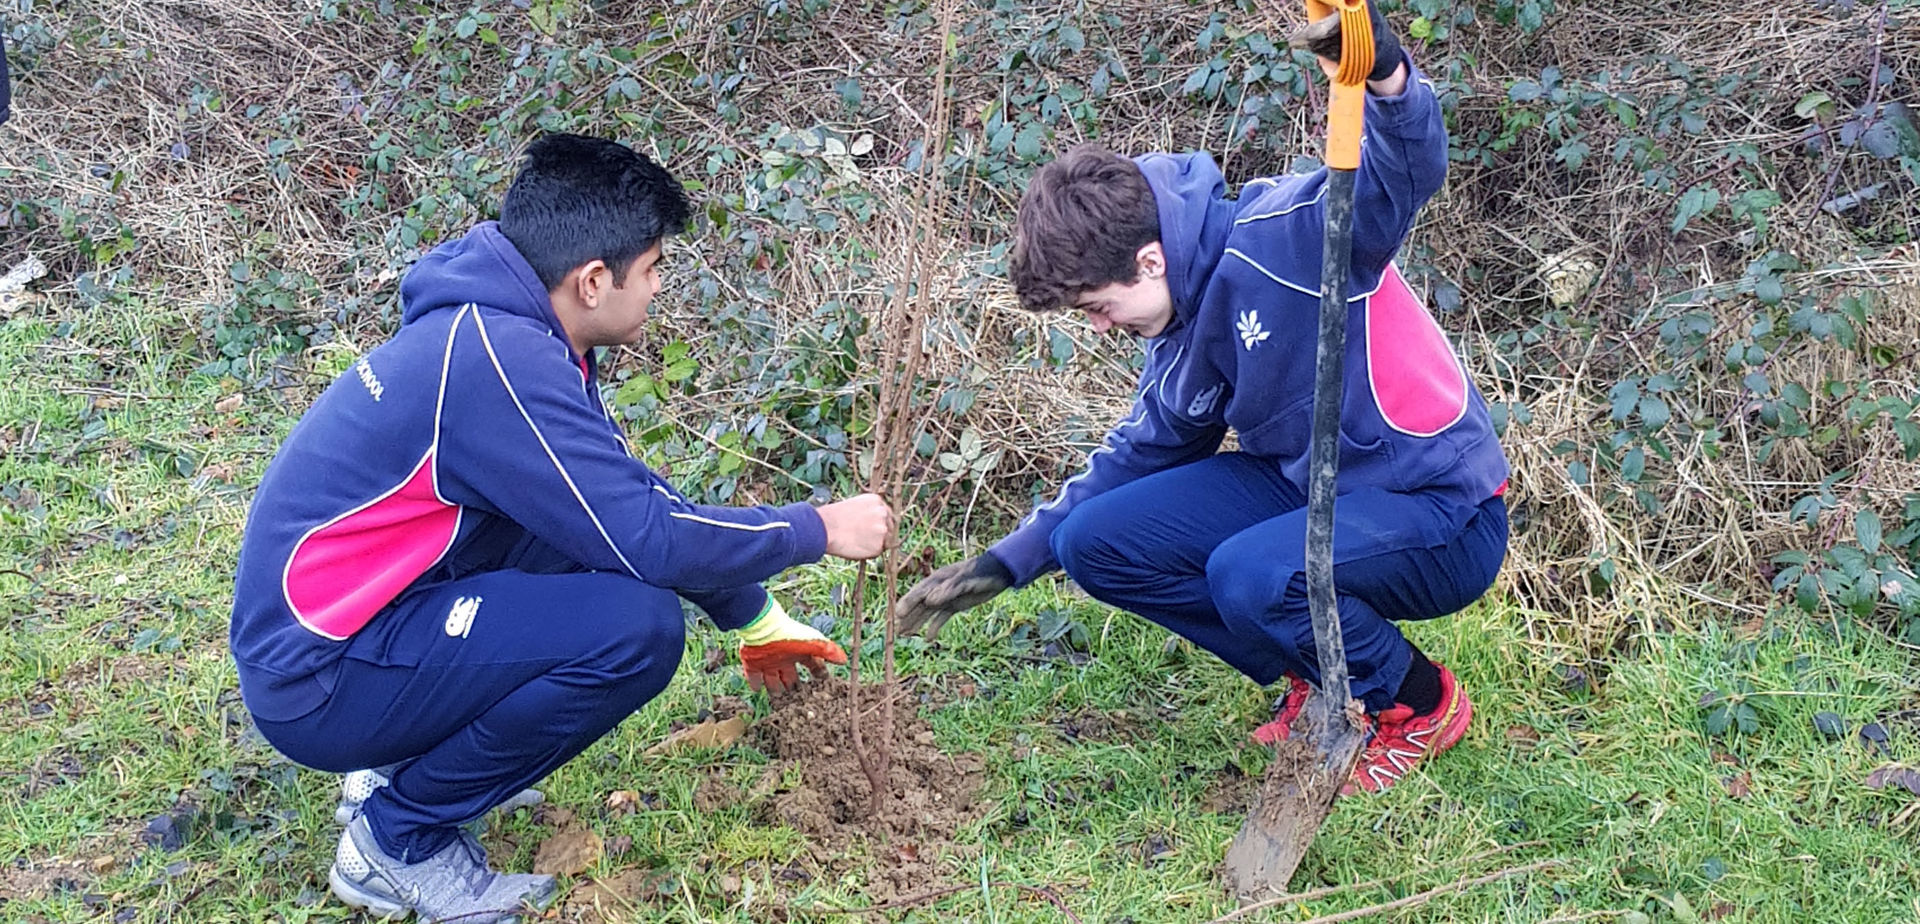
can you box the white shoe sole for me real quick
[328,865,411,920]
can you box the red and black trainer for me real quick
[1251,672,1313,746]
[1343,662,1472,795]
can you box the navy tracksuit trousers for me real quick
[1050,453,1507,712]
[254,541,683,861]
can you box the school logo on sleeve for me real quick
[1236,310,1271,350]
[444,596,483,638]
[1186,382,1225,418]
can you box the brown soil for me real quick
[536,679,991,915]
[1202,765,1258,817]
[0,857,85,902]
[749,676,988,898]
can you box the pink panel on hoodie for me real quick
[1365,264,1469,437]
[285,451,458,640]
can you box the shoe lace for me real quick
[1367,705,1434,751]
[447,831,497,895]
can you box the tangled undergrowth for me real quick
[3,0,1916,659]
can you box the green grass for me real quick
[4,308,1919,924]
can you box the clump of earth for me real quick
[556,675,990,918]
[749,676,988,897]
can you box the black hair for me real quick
[498,134,691,292]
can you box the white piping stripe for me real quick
[469,310,646,580]
[1225,248,1323,298]
[280,448,444,642]
[1235,184,1328,225]
[1023,402,1149,524]
[668,512,792,531]
[1155,342,1185,396]
[423,309,464,555]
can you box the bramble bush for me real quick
[5,0,1915,649]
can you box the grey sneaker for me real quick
[328,813,557,922]
[335,769,544,826]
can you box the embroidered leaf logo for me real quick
[1237,310,1271,350]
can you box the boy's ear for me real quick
[1135,241,1166,280]
[570,259,611,308]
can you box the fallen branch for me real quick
[1206,858,1561,924]
[784,881,1084,923]
[1208,840,1545,923]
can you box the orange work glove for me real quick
[736,598,847,693]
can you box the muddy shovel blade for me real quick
[1222,689,1368,898]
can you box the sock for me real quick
[1394,646,1442,715]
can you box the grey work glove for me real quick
[1290,2,1404,83]
[895,554,1015,640]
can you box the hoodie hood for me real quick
[399,222,567,341]
[1133,153,1236,328]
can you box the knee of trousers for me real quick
[587,582,686,692]
[1050,506,1139,599]
[1205,547,1303,642]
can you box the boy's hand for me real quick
[1291,3,1405,86]
[895,554,1014,640]
[817,493,894,560]
[737,598,846,693]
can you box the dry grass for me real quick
[3,0,1915,653]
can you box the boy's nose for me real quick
[1090,315,1111,333]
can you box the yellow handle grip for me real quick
[1309,0,1373,170]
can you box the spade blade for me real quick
[1223,690,1369,899]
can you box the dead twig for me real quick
[1207,858,1561,924]
[783,881,1084,922]
[1208,841,1546,923]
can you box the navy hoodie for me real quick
[989,58,1510,586]
[230,222,827,721]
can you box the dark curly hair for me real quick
[1008,144,1161,311]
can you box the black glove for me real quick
[895,554,1015,640]
[1290,2,1404,83]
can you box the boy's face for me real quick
[575,242,664,349]
[1071,242,1174,338]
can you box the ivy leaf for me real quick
[1621,447,1646,483]
[1013,122,1047,160]
[1856,509,1883,555]
[833,77,863,109]
[1672,185,1720,233]
[662,358,698,383]
[1609,379,1640,422]
[1794,91,1834,120]
[1638,395,1671,431]
[1181,65,1211,96]
[1795,572,1820,612]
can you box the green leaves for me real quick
[1671,184,1720,234]
[1700,686,1762,737]
[1856,509,1884,556]
[1795,91,1835,121]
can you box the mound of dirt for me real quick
[750,676,988,897]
